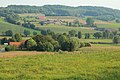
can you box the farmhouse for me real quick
[38,14,46,20]
[9,40,26,48]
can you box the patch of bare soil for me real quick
[0,51,54,58]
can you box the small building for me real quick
[38,15,46,20]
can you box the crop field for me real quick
[0,44,120,80]
[18,13,44,17]
[18,14,120,34]
[79,39,112,43]
[39,24,96,34]
[97,23,120,30]
[46,16,81,22]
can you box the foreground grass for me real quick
[0,45,120,80]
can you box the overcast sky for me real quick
[0,0,120,9]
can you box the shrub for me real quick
[26,38,37,50]
[61,37,80,51]
[43,42,54,52]
[69,37,80,51]
[24,30,31,37]
[80,42,85,48]
[5,45,17,51]
[57,34,69,45]
[5,30,13,36]
[14,33,22,42]
[85,42,92,47]
[1,38,8,45]
[61,40,71,51]
[58,49,64,54]
[113,36,120,44]
[52,41,60,51]
[37,42,54,52]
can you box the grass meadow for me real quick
[0,18,40,35]
[0,44,120,80]
[79,39,112,43]
[39,24,96,34]
[18,14,120,34]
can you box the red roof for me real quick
[38,16,46,19]
[9,40,26,47]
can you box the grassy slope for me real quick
[19,14,120,34]
[39,24,96,34]
[79,39,112,43]
[38,18,120,34]
[0,45,120,80]
[0,18,40,35]
[97,23,120,30]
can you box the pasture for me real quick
[79,39,112,43]
[0,18,40,35]
[18,14,120,34]
[0,44,120,80]
[39,24,96,34]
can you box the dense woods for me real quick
[1,5,120,21]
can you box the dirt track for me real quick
[0,51,54,58]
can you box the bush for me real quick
[80,42,85,48]
[113,36,120,44]
[43,42,54,52]
[26,38,37,50]
[61,37,80,51]
[52,41,60,51]
[85,43,92,47]
[37,42,54,52]
[58,49,64,54]
[5,45,17,51]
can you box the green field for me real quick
[0,45,120,80]
[18,14,120,34]
[79,39,112,43]
[98,23,120,30]
[0,18,40,35]
[39,24,96,34]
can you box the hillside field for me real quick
[0,18,40,35]
[17,14,120,34]
[39,24,96,34]
[0,44,120,80]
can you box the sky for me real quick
[0,0,120,10]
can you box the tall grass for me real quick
[0,45,120,80]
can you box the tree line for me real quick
[1,5,120,21]
[3,31,91,52]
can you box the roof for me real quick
[9,42,22,47]
[38,16,46,19]
[9,40,26,47]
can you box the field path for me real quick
[0,51,54,58]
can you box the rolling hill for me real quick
[0,18,40,35]
[1,5,120,21]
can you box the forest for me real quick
[1,5,120,21]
